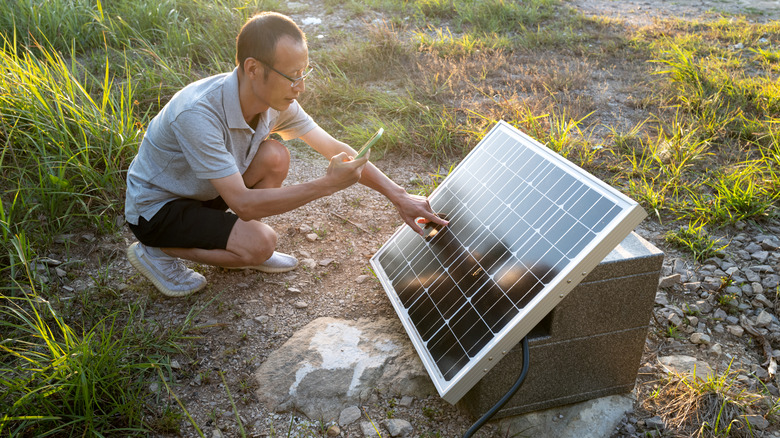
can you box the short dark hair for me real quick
[236,12,306,74]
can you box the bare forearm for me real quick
[232,178,337,220]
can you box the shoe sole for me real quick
[127,243,206,297]
[228,261,299,274]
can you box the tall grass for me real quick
[0,33,141,239]
[0,235,190,436]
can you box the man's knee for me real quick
[260,139,290,173]
[229,220,277,265]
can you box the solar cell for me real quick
[371,121,646,403]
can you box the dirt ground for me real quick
[65,1,779,436]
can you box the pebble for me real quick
[301,258,317,269]
[254,315,269,324]
[356,274,371,284]
[384,419,413,437]
[299,224,313,233]
[645,416,666,430]
[398,396,414,407]
[306,233,318,242]
[287,287,302,294]
[339,406,361,426]
[319,258,335,266]
[756,310,774,327]
[293,301,308,309]
[326,425,341,436]
[658,274,680,288]
[745,415,770,430]
[360,421,381,437]
[690,333,711,344]
[727,325,744,337]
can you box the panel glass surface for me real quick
[372,122,643,399]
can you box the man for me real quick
[125,11,446,297]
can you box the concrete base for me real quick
[458,232,663,418]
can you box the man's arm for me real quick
[300,126,448,235]
[211,151,367,221]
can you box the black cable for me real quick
[462,336,530,438]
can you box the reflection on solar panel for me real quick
[370,121,647,403]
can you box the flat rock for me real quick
[254,317,434,421]
[658,355,715,381]
[339,406,361,426]
[384,419,413,437]
[495,394,634,438]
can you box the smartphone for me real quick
[355,127,383,159]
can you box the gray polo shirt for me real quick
[125,68,317,225]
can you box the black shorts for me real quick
[128,197,239,250]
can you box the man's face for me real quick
[252,36,309,111]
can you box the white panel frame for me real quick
[371,121,647,404]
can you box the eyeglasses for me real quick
[256,58,313,88]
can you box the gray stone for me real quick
[355,275,371,284]
[254,315,269,324]
[713,308,728,320]
[398,396,413,407]
[383,419,413,437]
[319,258,335,266]
[745,414,770,430]
[759,237,780,250]
[707,343,723,358]
[727,325,744,337]
[745,269,761,283]
[658,274,680,288]
[668,313,683,327]
[495,395,634,438]
[646,416,666,430]
[360,421,381,437]
[763,274,779,289]
[753,282,765,295]
[754,264,776,273]
[746,242,764,253]
[754,294,773,308]
[752,251,770,263]
[254,317,434,421]
[756,310,774,328]
[655,291,669,306]
[684,282,701,292]
[659,355,715,381]
[305,233,318,242]
[339,406,361,426]
[690,333,711,344]
[301,258,317,269]
[695,300,713,314]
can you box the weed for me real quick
[645,363,763,437]
[664,222,728,262]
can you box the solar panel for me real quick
[370,121,647,404]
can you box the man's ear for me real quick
[244,57,261,79]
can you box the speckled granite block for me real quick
[458,232,664,418]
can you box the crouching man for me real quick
[125,11,446,297]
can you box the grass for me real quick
[644,364,768,437]
[0,235,192,436]
[1,0,780,434]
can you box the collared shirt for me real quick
[124,67,317,225]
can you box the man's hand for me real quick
[394,193,449,236]
[322,152,369,194]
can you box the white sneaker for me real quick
[127,242,206,297]
[234,251,299,273]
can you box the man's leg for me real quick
[128,140,295,296]
[162,139,291,268]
